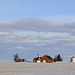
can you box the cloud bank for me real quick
[0,17,75,35]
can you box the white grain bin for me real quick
[71,56,75,62]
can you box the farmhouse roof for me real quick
[43,54,53,59]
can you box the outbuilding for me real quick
[70,56,75,62]
[39,54,53,63]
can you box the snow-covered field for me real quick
[0,61,75,75]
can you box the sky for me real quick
[0,0,75,61]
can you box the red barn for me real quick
[39,55,53,63]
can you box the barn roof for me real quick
[44,55,53,59]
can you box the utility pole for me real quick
[37,53,39,57]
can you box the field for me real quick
[0,61,75,75]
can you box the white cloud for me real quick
[0,31,74,44]
[15,46,25,49]
[54,38,75,41]
[47,16,75,23]
[63,43,75,46]
[0,17,74,33]
[0,17,75,37]
[0,32,10,35]
[0,17,57,31]
[34,43,46,46]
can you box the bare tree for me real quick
[13,53,19,62]
[54,54,63,62]
[13,53,25,62]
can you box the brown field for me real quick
[0,61,75,75]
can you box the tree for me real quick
[13,53,25,62]
[54,54,63,62]
[13,53,19,62]
[33,57,39,62]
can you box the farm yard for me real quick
[0,61,75,75]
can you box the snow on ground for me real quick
[0,61,75,75]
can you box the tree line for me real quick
[13,53,63,62]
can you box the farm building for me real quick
[39,55,53,63]
[71,56,75,62]
[33,54,53,63]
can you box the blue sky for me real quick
[0,0,75,22]
[0,0,75,61]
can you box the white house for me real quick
[70,56,75,62]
